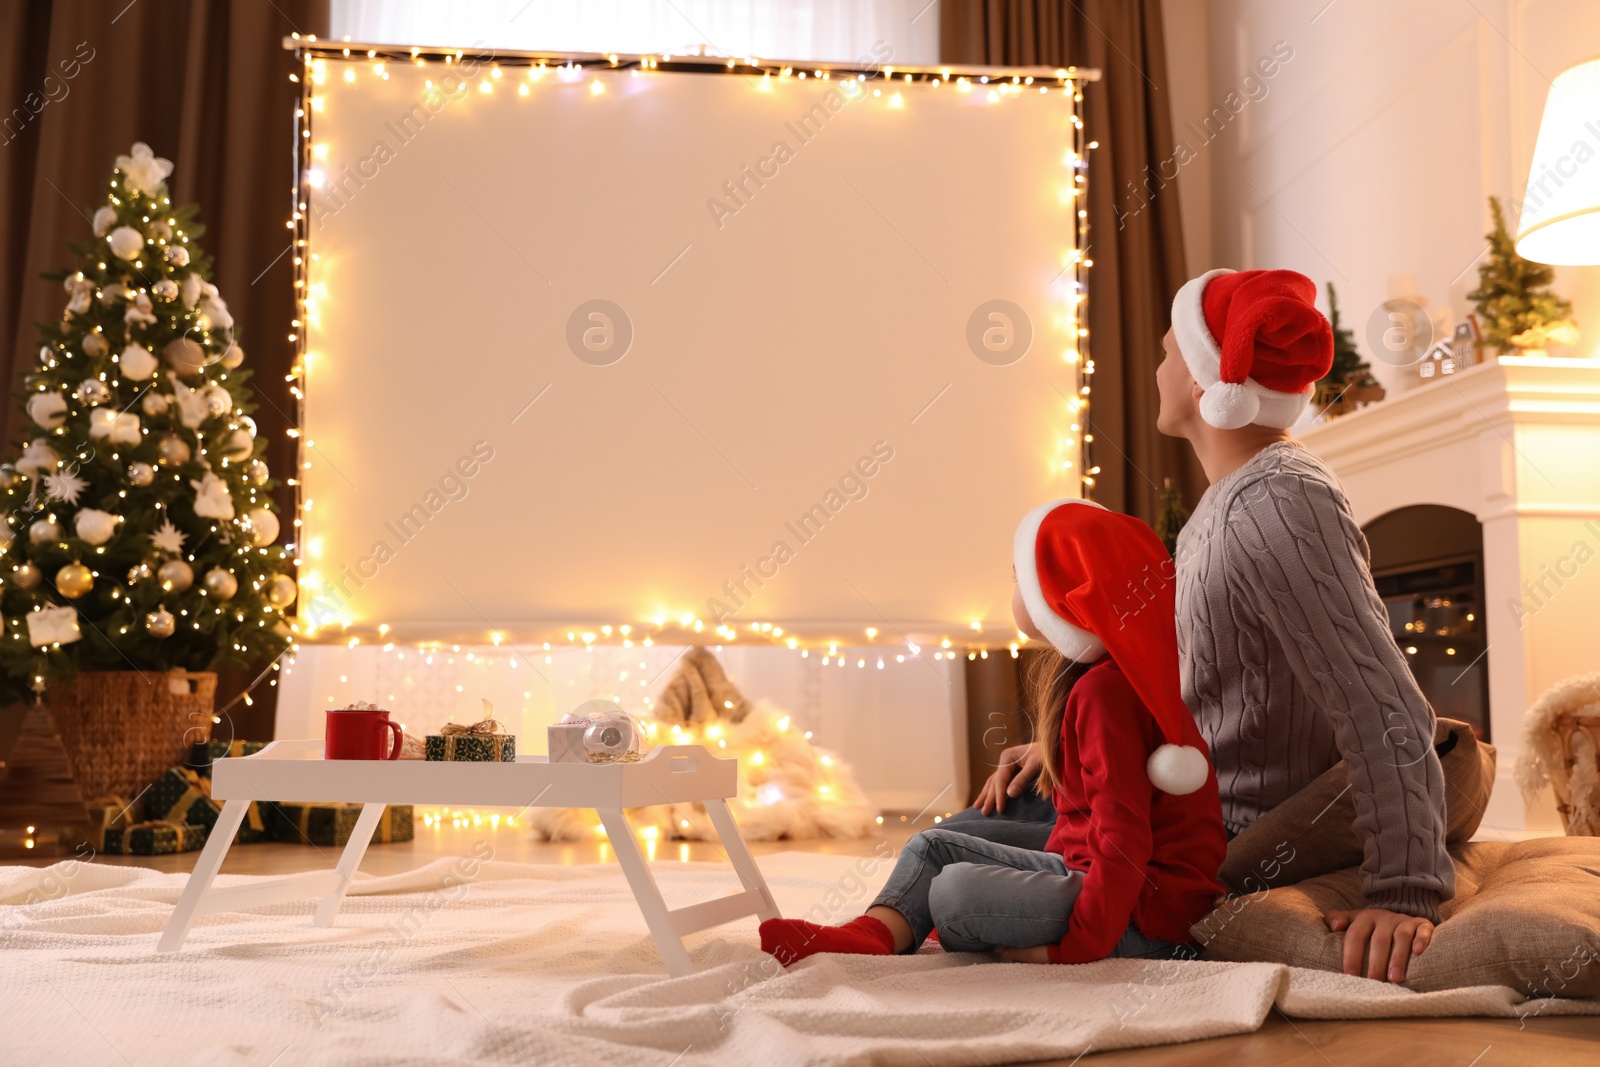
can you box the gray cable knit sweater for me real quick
[1175,440,1453,921]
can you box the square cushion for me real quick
[1194,837,1600,995]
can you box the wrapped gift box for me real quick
[547,722,588,764]
[60,794,146,851]
[103,819,208,855]
[145,765,269,844]
[266,803,414,846]
[425,734,515,762]
[196,738,269,774]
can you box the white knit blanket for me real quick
[3,852,1594,1066]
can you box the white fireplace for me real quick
[1296,356,1600,833]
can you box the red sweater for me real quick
[1043,659,1227,963]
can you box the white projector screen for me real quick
[297,52,1090,647]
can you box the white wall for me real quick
[1170,0,1600,393]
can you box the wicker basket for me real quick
[46,671,217,800]
[1550,715,1600,836]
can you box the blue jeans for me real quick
[940,792,1057,851]
[870,828,1183,958]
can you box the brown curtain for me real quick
[0,0,328,740]
[941,0,1205,524]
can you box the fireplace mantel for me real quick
[1297,356,1600,833]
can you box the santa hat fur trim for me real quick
[1171,268,1332,430]
[1013,499,1107,664]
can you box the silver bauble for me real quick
[127,561,153,583]
[141,392,169,416]
[163,337,207,375]
[156,434,191,466]
[202,567,238,601]
[128,461,155,487]
[29,519,62,544]
[266,572,297,608]
[145,607,176,638]
[76,378,111,406]
[12,563,41,590]
[157,558,193,593]
[247,460,269,485]
[220,342,245,370]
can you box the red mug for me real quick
[325,707,403,760]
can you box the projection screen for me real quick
[292,45,1095,649]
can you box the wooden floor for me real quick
[14,810,1598,1064]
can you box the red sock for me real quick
[760,915,896,965]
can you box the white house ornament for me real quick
[266,572,297,608]
[74,509,118,546]
[128,461,155,487]
[27,605,81,648]
[115,142,173,196]
[190,472,234,520]
[17,439,60,478]
[120,342,158,380]
[55,562,93,599]
[144,606,176,638]
[158,559,193,593]
[12,563,41,590]
[203,567,238,601]
[29,519,62,544]
[107,225,144,261]
[76,378,112,406]
[156,433,191,466]
[26,392,67,429]
[92,205,117,236]
[246,508,280,546]
[81,332,109,358]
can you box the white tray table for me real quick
[156,742,780,975]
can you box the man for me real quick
[947,269,1452,983]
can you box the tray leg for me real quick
[157,798,250,952]
[703,798,781,922]
[597,807,695,977]
[313,803,387,928]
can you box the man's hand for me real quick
[974,742,1042,815]
[1323,907,1434,983]
[998,945,1051,964]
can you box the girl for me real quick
[760,500,1228,964]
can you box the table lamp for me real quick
[1516,57,1600,265]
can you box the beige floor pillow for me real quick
[1194,837,1600,995]
[1219,717,1494,895]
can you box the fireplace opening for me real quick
[1363,505,1490,741]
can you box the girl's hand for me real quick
[975,743,1042,814]
[997,946,1051,964]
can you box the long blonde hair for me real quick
[1028,647,1089,797]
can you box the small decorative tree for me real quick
[1153,478,1189,558]
[1313,282,1385,418]
[1468,195,1579,355]
[0,143,295,705]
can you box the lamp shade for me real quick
[1516,57,1600,265]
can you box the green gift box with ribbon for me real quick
[102,819,207,855]
[265,803,414,846]
[425,711,515,762]
[145,765,269,844]
[198,738,269,774]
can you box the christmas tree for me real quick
[1153,478,1189,558]
[1318,283,1376,388]
[0,143,295,703]
[1468,195,1579,354]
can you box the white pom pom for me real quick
[1199,381,1259,429]
[1147,744,1210,795]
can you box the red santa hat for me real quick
[1014,499,1211,795]
[1171,268,1334,429]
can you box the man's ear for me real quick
[1191,381,1206,401]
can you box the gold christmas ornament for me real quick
[127,561,153,583]
[12,563,41,590]
[163,336,207,374]
[220,341,245,369]
[202,567,238,601]
[266,572,297,608]
[29,519,62,544]
[156,433,191,466]
[55,562,93,599]
[128,461,155,487]
[158,558,194,593]
[145,606,176,638]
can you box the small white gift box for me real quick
[547,721,589,764]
